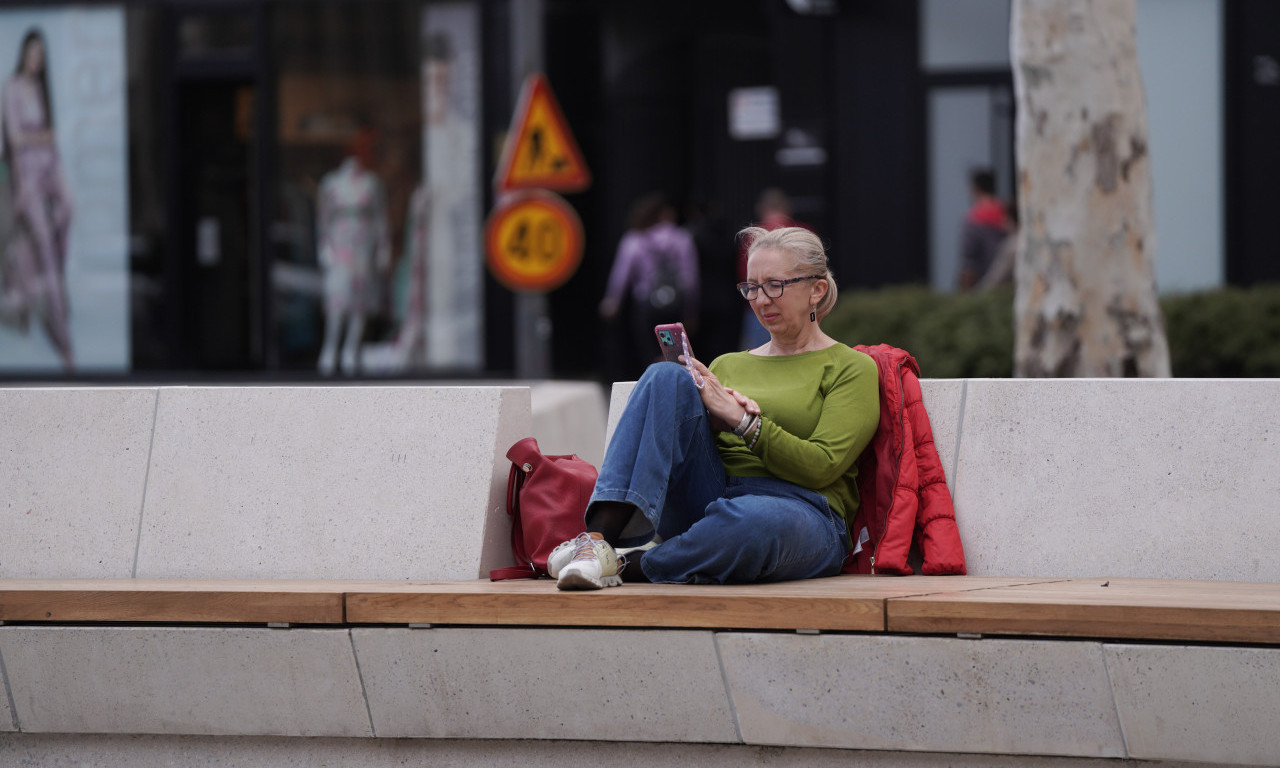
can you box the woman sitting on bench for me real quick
[552,226,880,589]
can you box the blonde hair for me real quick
[738,225,838,320]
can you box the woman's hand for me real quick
[686,357,756,432]
[725,388,760,417]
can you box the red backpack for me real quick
[489,437,597,580]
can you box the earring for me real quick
[809,306,817,322]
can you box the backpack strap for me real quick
[490,564,539,580]
[489,441,540,580]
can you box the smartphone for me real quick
[654,322,704,388]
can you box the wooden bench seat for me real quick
[887,577,1280,644]
[6,576,1280,645]
[0,578,366,624]
[316,576,1280,642]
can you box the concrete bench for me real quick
[4,572,1280,764]
[4,377,1280,767]
[608,377,1280,582]
[0,385,531,580]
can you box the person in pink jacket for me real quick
[599,192,700,378]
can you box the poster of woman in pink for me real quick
[1,27,73,369]
[0,8,127,374]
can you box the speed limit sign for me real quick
[485,190,584,292]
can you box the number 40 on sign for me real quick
[485,190,584,293]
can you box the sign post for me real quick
[489,71,591,377]
[494,73,591,194]
[485,190,584,293]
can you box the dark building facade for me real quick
[0,0,1270,379]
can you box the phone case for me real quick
[654,323,684,363]
[654,322,704,388]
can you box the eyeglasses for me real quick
[736,275,823,300]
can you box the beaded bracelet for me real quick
[746,415,763,450]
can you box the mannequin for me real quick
[391,30,481,371]
[314,129,390,375]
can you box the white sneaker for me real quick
[550,535,659,580]
[556,533,622,590]
[547,537,578,579]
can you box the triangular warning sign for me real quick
[495,73,591,193]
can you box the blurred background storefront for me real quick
[0,0,1272,380]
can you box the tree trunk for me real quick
[1011,0,1171,377]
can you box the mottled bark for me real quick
[1011,0,1170,377]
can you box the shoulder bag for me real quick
[489,436,597,580]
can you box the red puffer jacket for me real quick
[844,344,966,575]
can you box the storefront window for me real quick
[271,0,483,375]
[0,5,130,374]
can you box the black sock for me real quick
[621,550,651,583]
[585,501,633,544]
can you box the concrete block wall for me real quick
[3,625,1280,764]
[949,379,1280,581]
[0,385,531,580]
[1,388,156,578]
[1,626,370,736]
[530,380,608,468]
[608,377,1280,582]
[0,734,1243,768]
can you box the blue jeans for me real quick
[587,362,850,584]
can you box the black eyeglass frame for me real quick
[736,275,824,300]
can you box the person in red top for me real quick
[957,168,1012,291]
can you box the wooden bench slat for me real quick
[344,575,1052,631]
[348,584,881,631]
[0,579,366,624]
[887,578,1280,644]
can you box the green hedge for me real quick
[1164,285,1280,377]
[823,284,1280,378]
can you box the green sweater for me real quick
[708,345,880,525]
